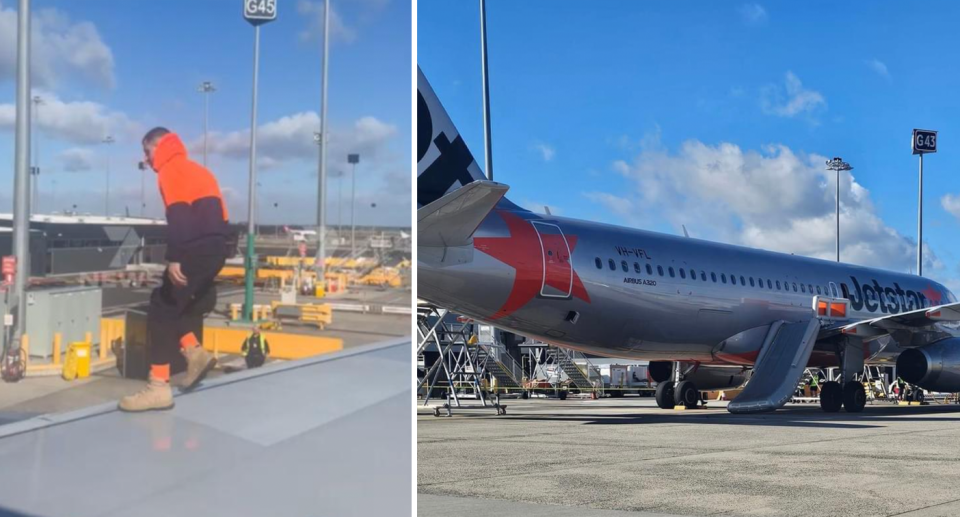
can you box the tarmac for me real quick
[417,396,960,517]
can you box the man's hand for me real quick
[167,262,188,286]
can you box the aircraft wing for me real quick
[417,180,508,247]
[0,339,410,517]
[839,301,960,338]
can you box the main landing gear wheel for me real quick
[819,381,843,412]
[842,381,866,412]
[655,381,676,409]
[675,380,699,409]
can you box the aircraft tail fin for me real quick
[417,67,491,207]
[418,180,508,247]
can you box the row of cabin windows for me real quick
[594,256,839,297]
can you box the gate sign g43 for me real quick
[912,129,937,155]
[244,0,277,25]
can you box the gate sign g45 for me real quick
[244,0,277,25]
[912,129,937,155]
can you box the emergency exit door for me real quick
[532,222,573,298]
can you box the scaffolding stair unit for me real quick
[475,343,522,391]
[544,346,596,393]
[416,302,507,416]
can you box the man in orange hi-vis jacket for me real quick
[120,127,229,412]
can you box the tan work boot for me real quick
[119,378,174,412]
[179,345,216,392]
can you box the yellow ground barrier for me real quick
[202,326,342,360]
[24,317,341,375]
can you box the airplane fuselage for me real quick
[419,207,958,368]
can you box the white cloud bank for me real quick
[588,137,941,273]
[0,2,115,89]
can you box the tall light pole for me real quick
[8,0,32,361]
[825,157,852,263]
[102,136,115,216]
[479,0,493,180]
[242,0,278,321]
[198,81,216,168]
[348,153,359,256]
[315,0,330,280]
[31,95,43,213]
[335,170,344,239]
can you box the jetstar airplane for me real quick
[417,67,960,414]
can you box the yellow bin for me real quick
[62,342,92,381]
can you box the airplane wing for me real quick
[839,301,960,338]
[417,180,508,247]
[0,339,410,517]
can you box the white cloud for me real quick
[59,147,95,172]
[297,0,357,44]
[760,71,826,118]
[594,137,937,272]
[739,3,768,25]
[865,58,890,79]
[0,2,115,89]
[199,111,398,172]
[0,91,137,145]
[533,142,555,161]
[943,194,960,221]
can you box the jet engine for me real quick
[648,361,748,391]
[896,338,960,392]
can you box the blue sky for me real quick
[419,1,960,291]
[0,0,410,227]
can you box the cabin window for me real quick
[595,258,602,269]
[679,268,686,279]
[711,272,717,283]
[690,269,696,280]
[646,264,653,275]
[800,284,806,293]
[730,275,737,285]
[767,279,773,289]
[668,267,675,278]
[608,259,616,271]
[758,277,764,288]
[816,285,822,295]
[701,272,707,281]
[776,280,781,290]
[740,276,746,286]
[721,274,727,284]
[749,277,755,287]
[808,284,814,294]
[634,262,641,273]
[792,283,798,292]
[657,266,664,276]
[621,260,628,272]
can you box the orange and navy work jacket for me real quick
[150,133,229,262]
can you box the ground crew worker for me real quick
[119,127,229,412]
[809,374,819,398]
[897,376,906,401]
[242,329,271,369]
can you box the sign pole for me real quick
[242,0,277,321]
[244,23,261,321]
[917,152,923,277]
[911,128,936,277]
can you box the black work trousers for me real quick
[148,253,225,368]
